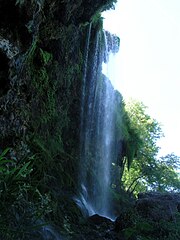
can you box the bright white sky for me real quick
[102,0,180,157]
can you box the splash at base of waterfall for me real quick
[74,184,95,217]
[75,184,116,221]
[41,226,61,240]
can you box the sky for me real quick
[102,0,180,157]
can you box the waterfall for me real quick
[78,26,120,219]
[40,225,62,240]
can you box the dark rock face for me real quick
[0,0,119,239]
[0,50,9,97]
[115,212,133,232]
[0,0,112,169]
[1,1,179,240]
[113,192,180,240]
[136,192,180,221]
[70,214,118,240]
[0,0,117,158]
[88,214,113,225]
[45,0,117,25]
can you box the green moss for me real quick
[91,13,104,31]
[0,148,51,239]
[121,211,180,240]
[25,37,38,62]
[15,0,26,7]
[39,48,53,65]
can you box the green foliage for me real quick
[39,48,53,65]
[0,148,52,238]
[91,13,104,31]
[0,149,32,195]
[30,136,63,179]
[26,44,58,130]
[124,221,154,240]
[116,98,144,170]
[125,100,163,147]
[25,37,38,62]
[123,212,180,240]
[32,65,57,125]
[121,99,180,195]
[150,154,180,192]
[24,22,83,196]
[100,0,117,11]
[15,0,26,7]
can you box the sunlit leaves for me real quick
[122,99,180,194]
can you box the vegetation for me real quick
[0,0,179,239]
[121,99,180,195]
[111,99,180,240]
[0,148,53,239]
[122,211,180,240]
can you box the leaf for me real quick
[0,148,10,160]
[0,160,13,166]
[124,227,136,239]
[12,162,31,181]
[0,167,5,172]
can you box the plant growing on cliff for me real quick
[15,0,25,6]
[0,148,52,238]
[101,0,117,11]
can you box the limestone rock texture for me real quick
[0,0,116,180]
[0,0,118,239]
[136,192,180,221]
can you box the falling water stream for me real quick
[40,225,62,240]
[78,26,120,219]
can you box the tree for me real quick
[152,153,180,192]
[122,99,180,195]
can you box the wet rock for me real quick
[136,192,180,221]
[88,214,113,225]
[114,211,133,232]
[88,214,115,237]
[69,214,118,240]
[0,37,19,59]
